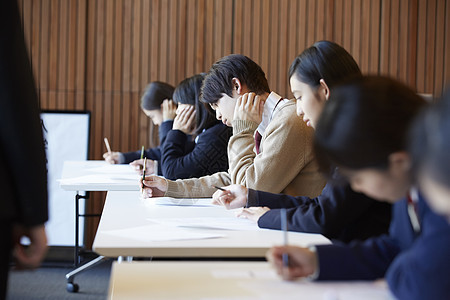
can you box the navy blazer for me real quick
[315,193,450,300]
[122,120,174,163]
[160,123,232,180]
[248,183,391,242]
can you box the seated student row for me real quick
[103,74,232,180]
[143,41,391,243]
[141,41,449,299]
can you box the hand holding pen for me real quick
[211,184,248,209]
[141,157,147,193]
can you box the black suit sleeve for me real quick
[0,0,48,226]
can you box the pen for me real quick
[141,157,147,193]
[280,208,289,267]
[213,185,226,191]
[104,137,112,154]
[140,145,145,159]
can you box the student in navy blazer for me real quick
[410,88,450,224]
[160,74,232,180]
[212,41,391,243]
[266,77,450,300]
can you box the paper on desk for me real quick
[142,197,217,206]
[86,164,136,174]
[149,217,260,231]
[58,174,140,185]
[101,224,225,242]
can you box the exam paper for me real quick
[142,197,217,207]
[58,174,139,185]
[101,224,226,242]
[150,217,259,231]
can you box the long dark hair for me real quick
[289,40,362,90]
[314,76,426,176]
[173,73,219,134]
[140,81,175,110]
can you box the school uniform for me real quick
[163,92,326,198]
[160,123,232,180]
[313,191,450,300]
[247,183,392,242]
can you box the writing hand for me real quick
[141,175,168,198]
[266,246,318,281]
[103,151,121,164]
[212,184,248,209]
[130,158,155,175]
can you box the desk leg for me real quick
[74,191,90,267]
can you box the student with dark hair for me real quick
[142,54,326,199]
[159,73,232,180]
[103,81,176,168]
[212,41,391,243]
[266,76,450,300]
[409,88,450,222]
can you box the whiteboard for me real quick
[41,111,90,246]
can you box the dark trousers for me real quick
[0,221,12,300]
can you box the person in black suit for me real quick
[0,0,49,298]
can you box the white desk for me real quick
[59,160,140,191]
[108,261,394,300]
[93,191,331,258]
[59,160,141,292]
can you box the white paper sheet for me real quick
[101,224,226,242]
[150,217,259,231]
[58,174,140,185]
[142,197,217,207]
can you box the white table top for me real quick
[59,160,140,191]
[108,261,394,300]
[93,191,331,258]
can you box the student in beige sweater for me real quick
[141,54,325,198]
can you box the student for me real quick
[409,89,450,222]
[142,54,326,199]
[212,41,391,242]
[0,0,48,297]
[103,81,175,169]
[266,76,450,300]
[159,73,232,180]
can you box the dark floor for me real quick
[6,250,112,300]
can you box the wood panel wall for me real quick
[19,0,450,248]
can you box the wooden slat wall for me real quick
[19,0,450,247]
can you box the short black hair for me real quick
[314,76,426,176]
[289,40,362,90]
[201,54,270,104]
[409,88,450,187]
[173,73,219,134]
[140,81,175,110]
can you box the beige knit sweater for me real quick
[165,100,326,198]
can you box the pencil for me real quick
[141,157,147,192]
[140,145,145,159]
[104,137,112,154]
[280,208,289,267]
